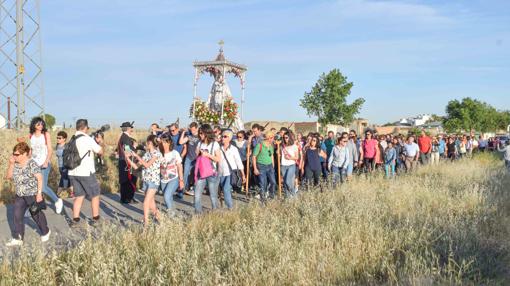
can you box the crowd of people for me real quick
[4,117,510,247]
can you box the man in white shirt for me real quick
[68,119,103,226]
[403,135,420,172]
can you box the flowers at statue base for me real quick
[190,98,238,126]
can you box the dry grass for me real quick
[0,151,509,285]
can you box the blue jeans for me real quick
[331,166,345,187]
[41,164,58,202]
[281,165,296,197]
[183,158,195,191]
[219,175,234,209]
[257,163,276,200]
[161,179,179,211]
[58,167,70,188]
[194,175,219,214]
[385,163,396,178]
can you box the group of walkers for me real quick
[5,117,510,247]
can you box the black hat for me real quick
[120,121,134,128]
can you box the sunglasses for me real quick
[12,152,21,156]
[170,129,177,132]
[342,140,348,143]
[57,137,64,140]
[222,135,229,138]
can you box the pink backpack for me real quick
[194,142,217,181]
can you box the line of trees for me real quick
[300,69,509,135]
[443,98,510,133]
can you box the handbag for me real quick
[220,147,243,188]
[29,200,47,216]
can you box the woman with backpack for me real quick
[26,117,64,215]
[126,135,163,225]
[158,134,184,215]
[194,124,222,214]
[218,130,245,210]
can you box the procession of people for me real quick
[4,117,510,247]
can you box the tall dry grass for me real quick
[0,153,509,285]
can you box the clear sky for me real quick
[41,0,510,127]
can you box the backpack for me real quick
[194,141,217,181]
[63,134,90,170]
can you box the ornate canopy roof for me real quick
[193,45,247,79]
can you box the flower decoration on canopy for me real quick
[190,98,238,126]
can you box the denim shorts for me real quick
[142,181,159,192]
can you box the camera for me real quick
[91,124,111,140]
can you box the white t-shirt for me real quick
[30,133,48,166]
[196,141,221,169]
[160,150,182,183]
[68,131,102,177]
[218,145,243,177]
[281,144,299,166]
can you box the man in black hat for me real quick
[117,121,138,204]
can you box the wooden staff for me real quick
[245,143,251,197]
[277,142,282,198]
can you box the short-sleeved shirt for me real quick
[281,144,299,166]
[68,131,102,177]
[142,149,163,185]
[160,150,182,183]
[403,142,420,157]
[13,159,41,196]
[253,142,274,166]
[418,136,432,153]
[362,139,378,159]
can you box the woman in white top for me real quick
[27,117,63,214]
[281,131,299,197]
[159,134,184,214]
[219,130,245,210]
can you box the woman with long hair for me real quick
[281,131,299,196]
[28,117,63,214]
[194,124,222,214]
[301,135,327,188]
[159,134,184,215]
[127,135,163,225]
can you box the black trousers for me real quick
[118,160,137,203]
[305,167,321,187]
[13,195,49,240]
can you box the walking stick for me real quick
[277,142,282,198]
[245,144,251,197]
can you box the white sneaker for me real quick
[24,210,31,218]
[55,199,63,214]
[41,230,51,242]
[295,186,299,193]
[5,238,23,247]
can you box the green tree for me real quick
[443,98,509,133]
[42,113,56,128]
[300,69,365,127]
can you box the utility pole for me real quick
[0,0,45,129]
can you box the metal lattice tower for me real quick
[0,0,44,129]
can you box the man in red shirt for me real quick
[417,130,432,165]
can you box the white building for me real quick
[398,114,432,127]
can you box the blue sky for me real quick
[41,0,510,127]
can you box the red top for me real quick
[362,139,378,159]
[418,136,432,153]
